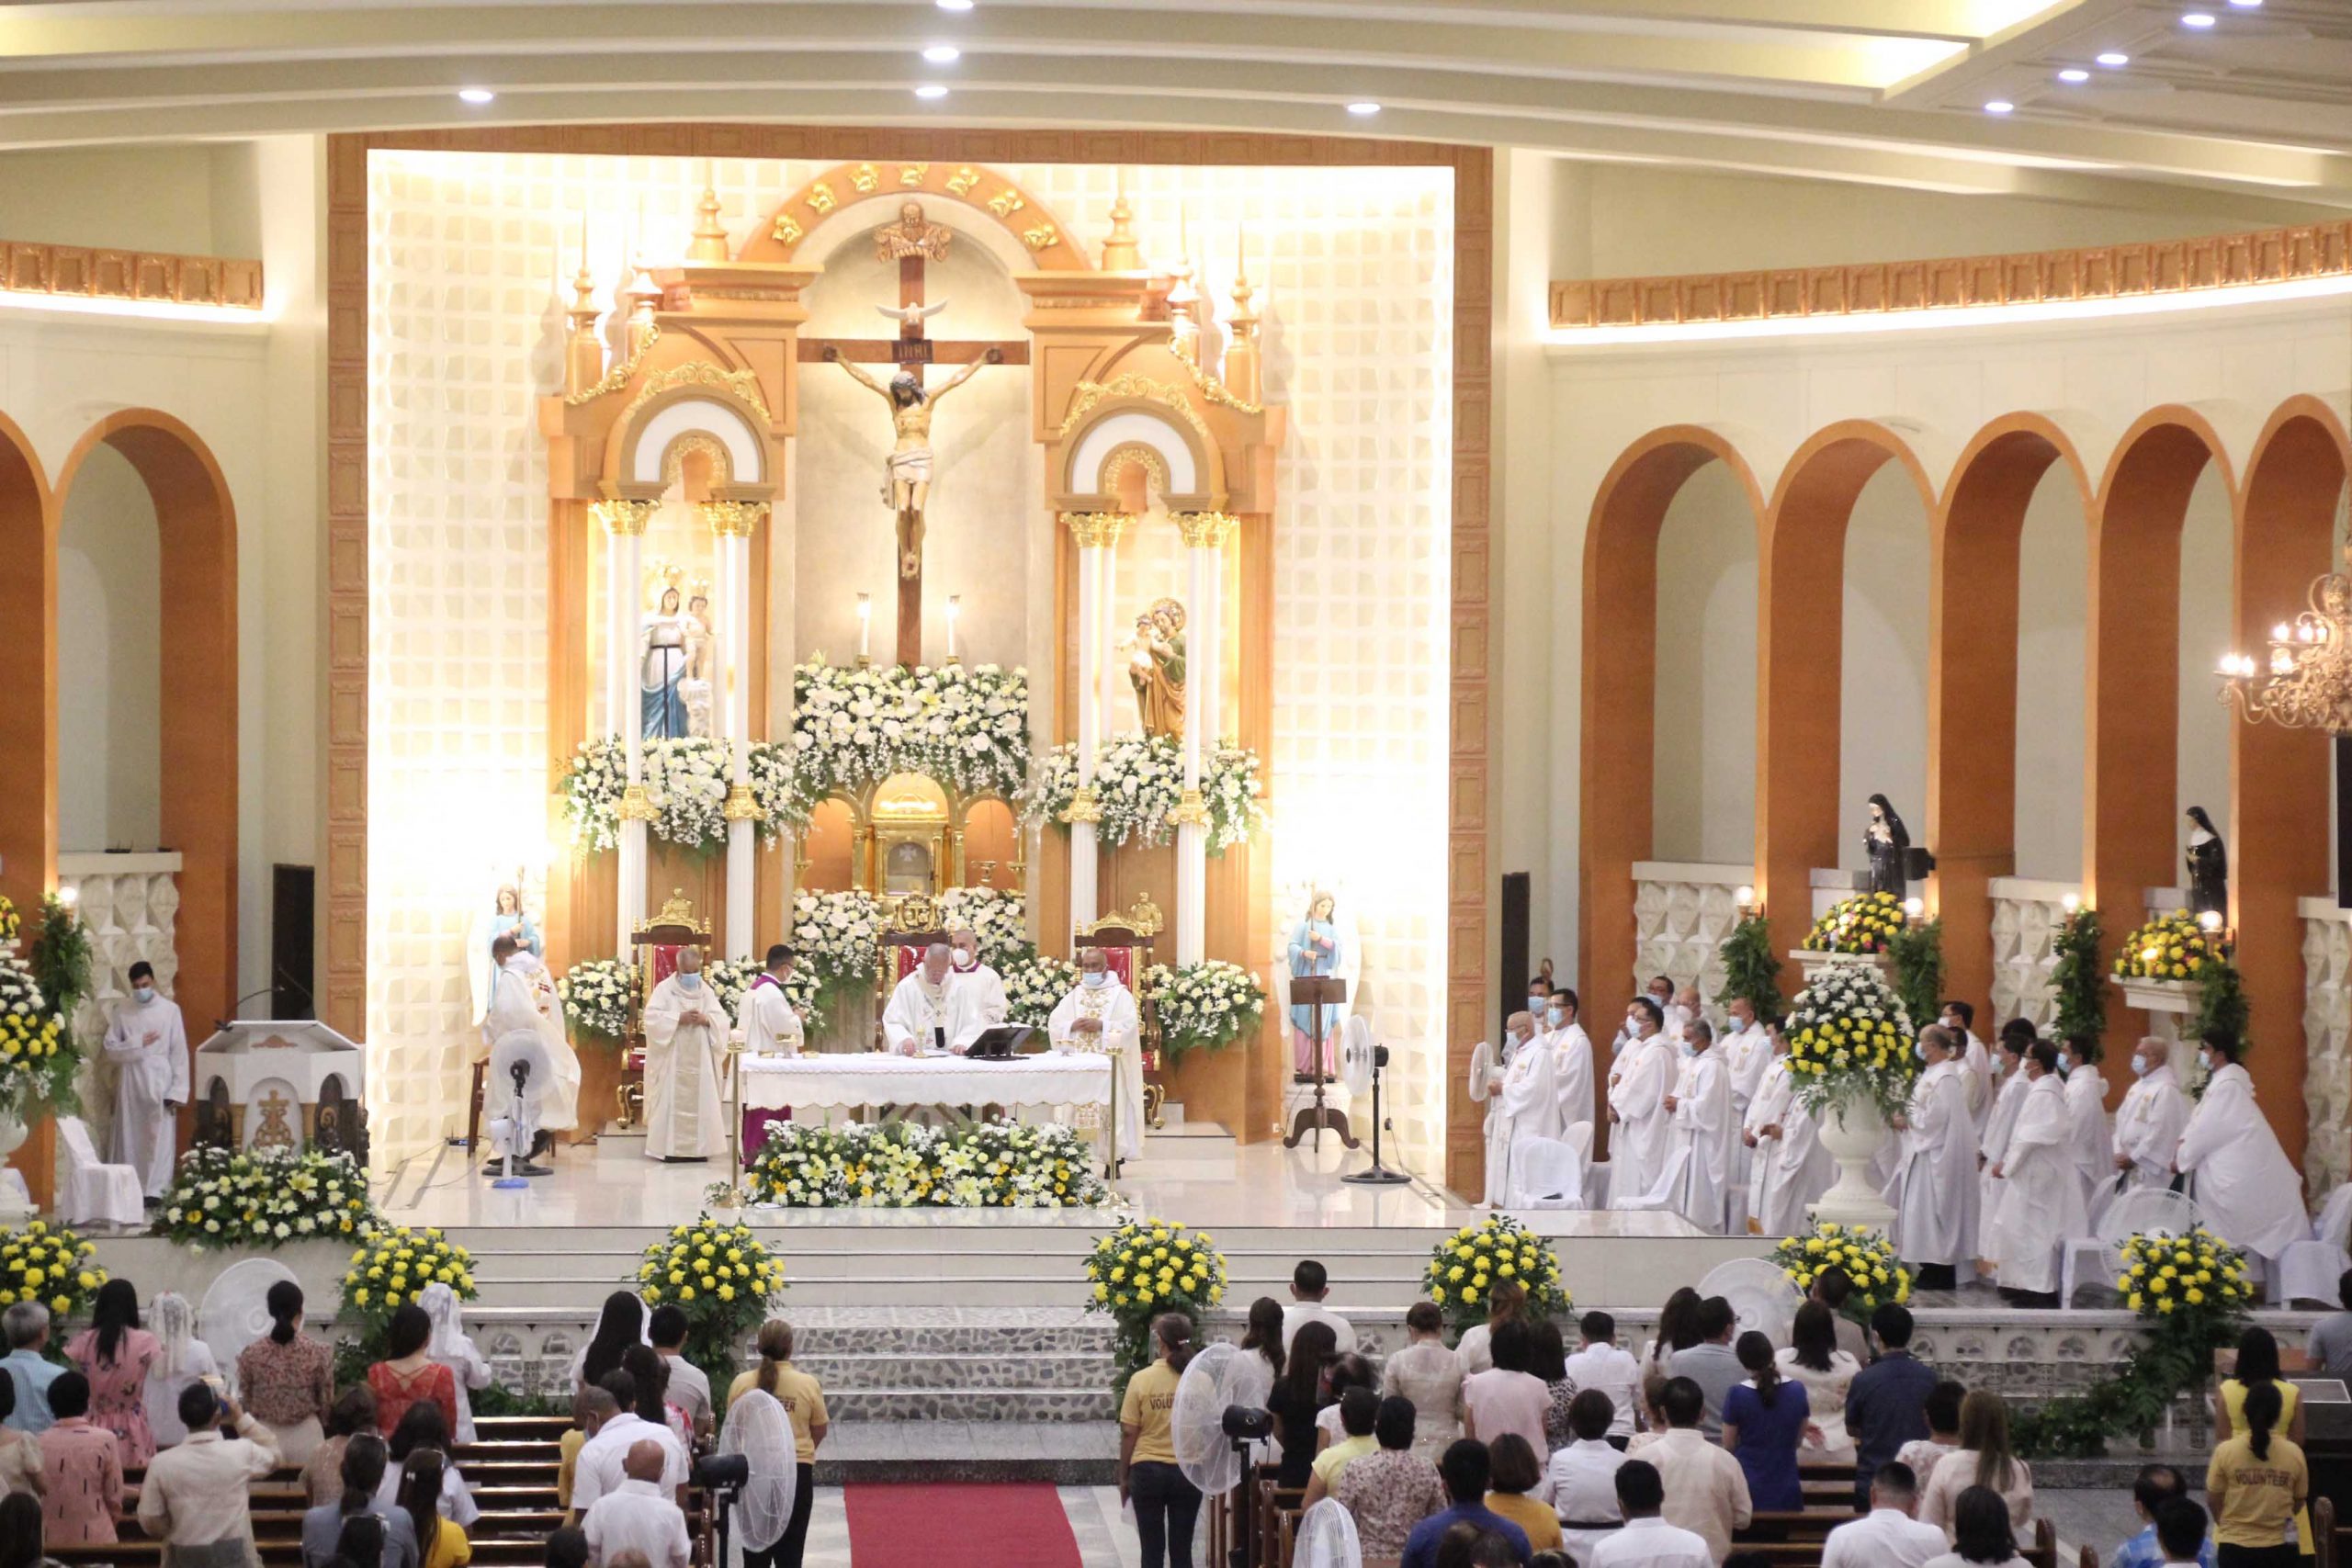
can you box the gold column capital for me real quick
[1062,512,1135,549]
[703,501,769,537]
[1168,789,1209,827]
[1173,511,1241,548]
[592,499,659,537]
[616,783,659,822]
[1061,785,1104,825]
[722,783,762,821]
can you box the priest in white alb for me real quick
[1977,1032,2030,1265]
[1744,1019,1829,1235]
[1939,1001,1992,1129]
[2111,1034,2191,1198]
[1719,996,1770,1190]
[2060,1039,2111,1221]
[1665,1019,1731,1232]
[1048,948,1145,1161]
[1480,1012,1557,1206]
[103,960,188,1201]
[640,944,730,1162]
[1607,998,1675,1205]
[1468,1014,1527,1207]
[1884,1024,1976,1290]
[945,929,1010,1052]
[2176,1032,2311,1269]
[1984,1042,2087,1308]
[883,943,957,1055]
[1547,989,1595,1138]
[479,934,579,1169]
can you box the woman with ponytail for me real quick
[1120,1314,1202,1568]
[235,1280,334,1463]
[722,1321,825,1568]
[1722,1329,1808,1509]
[2209,1380,2307,1568]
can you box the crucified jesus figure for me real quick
[824,344,1004,580]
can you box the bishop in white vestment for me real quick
[2177,1036,2311,1263]
[1976,1043,2029,1260]
[103,962,188,1198]
[1047,951,1144,1160]
[640,947,730,1161]
[1885,1027,1976,1286]
[944,930,1010,1052]
[1984,1044,2087,1303]
[2111,1036,2190,1196]
[1744,1024,1830,1235]
[1667,1021,1732,1233]
[1608,999,1675,1204]
[883,944,959,1055]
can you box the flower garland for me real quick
[1002,950,1080,1022]
[1140,961,1266,1069]
[2016,1226,2256,1457]
[1769,1222,1910,1319]
[2112,912,2223,983]
[939,886,1028,968]
[790,888,886,1018]
[1785,961,1917,1121]
[1084,1217,1227,1390]
[747,1120,1110,1209]
[635,1215,788,1387]
[339,1225,479,1353]
[791,659,1030,801]
[0,1223,104,1318]
[158,1147,375,1250]
[1026,736,1269,852]
[1421,1215,1571,1338]
[0,957,76,1122]
[560,735,805,855]
[559,958,636,1043]
[1804,891,1907,955]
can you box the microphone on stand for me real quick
[215,967,306,1033]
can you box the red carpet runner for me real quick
[843,1482,1085,1567]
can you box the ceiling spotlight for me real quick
[922,44,961,63]
[2058,67,2090,82]
[2227,0,2261,7]
[935,0,974,9]
[458,87,495,105]
[2096,51,2131,65]
[2181,11,2217,26]
[1346,101,1381,116]
[914,83,949,99]
[1984,99,2015,113]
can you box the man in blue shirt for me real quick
[1402,1438,1533,1568]
[2110,1465,2216,1568]
[0,1302,62,1434]
[1845,1303,1938,1509]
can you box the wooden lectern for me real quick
[1283,977,1359,1150]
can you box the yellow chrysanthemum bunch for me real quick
[0,956,77,1121]
[0,1222,105,1319]
[339,1224,478,1349]
[1784,961,1918,1121]
[1421,1214,1571,1336]
[0,897,16,947]
[2115,1225,2255,1319]
[2111,912,2223,983]
[1770,1221,1910,1312]
[632,1213,786,1384]
[1805,892,1908,955]
[1084,1217,1227,1318]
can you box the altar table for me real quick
[737,1050,1114,1112]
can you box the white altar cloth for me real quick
[738,1051,1114,1112]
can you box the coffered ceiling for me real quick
[0,0,2346,214]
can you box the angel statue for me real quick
[1126,598,1187,738]
[824,328,1005,581]
[1864,793,1911,901]
[2186,805,2228,917]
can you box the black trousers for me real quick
[742,1465,818,1568]
[1131,1460,1204,1568]
[2218,1542,2304,1568]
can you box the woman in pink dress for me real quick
[63,1280,159,1468]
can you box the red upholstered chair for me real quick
[880,891,950,1035]
[1073,897,1165,1126]
[625,890,711,1130]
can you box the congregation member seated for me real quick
[306,1387,383,1506]
[1387,1302,1468,1458]
[1559,1313,1639,1444]
[1540,1389,1627,1568]
[2111,1465,2215,1568]
[1303,1387,1379,1506]
[1532,1319,1576,1450]
[0,1494,56,1568]
[137,1383,282,1563]
[0,1382,39,1499]
[2150,1500,2218,1568]
[1484,1433,1565,1555]
[1316,1352,1379,1448]
[2304,1269,2352,1383]
[1401,1439,1532,1568]
[1809,1269,1873,1367]
[1643,1377,1749,1562]
[542,1526,589,1568]
[1926,1486,2037,1568]
[1460,1281,1528,1379]
[1282,1260,1351,1352]
[396,1448,470,1568]
[377,1404,481,1527]
[34,1373,118,1546]
[1920,1392,2034,1540]
[1663,1298,1740,1438]
[1333,1396,1446,1562]
[1821,1461,1947,1568]
[300,1432,421,1568]
[1,1306,61,1437]
[1777,1302,1861,1461]
[1641,1290,1701,1376]
[238,1282,335,1465]
[141,1292,219,1451]
[1589,1459,1709,1568]
[1464,1321,1552,1460]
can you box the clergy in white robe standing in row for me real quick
[1472,1012,1536,1205]
[1667,1020,1732,1232]
[1608,976,1677,1066]
[1546,991,1596,1138]
[1885,1025,1976,1290]
[1047,948,1145,1161]
[1609,998,1676,1206]
[1939,1001,1993,1129]
[1976,1036,2030,1262]
[2111,1035,2191,1196]
[1497,1013,1566,1206]
[2176,1032,2311,1267]
[640,944,730,1161]
[1984,1042,2087,1307]
[946,930,1011,1050]
[2060,1040,2111,1222]
[1719,998,1771,1192]
[1744,1021,1830,1235]
[104,961,189,1201]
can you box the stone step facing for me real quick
[826,1386,1114,1423]
[813,1420,1121,1485]
[794,1349,1112,1391]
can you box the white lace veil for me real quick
[152,1291,197,1379]
[718,1388,797,1553]
[419,1282,465,1360]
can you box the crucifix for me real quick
[803,200,1028,668]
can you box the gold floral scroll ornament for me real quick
[1062,512,1133,549]
[617,784,659,822]
[805,183,837,215]
[618,360,774,427]
[851,164,881,194]
[899,164,929,187]
[592,499,659,536]
[722,784,761,822]
[946,167,981,197]
[1022,223,1059,253]
[1168,789,1209,828]
[1061,786,1104,825]
[772,214,804,245]
[1174,511,1240,548]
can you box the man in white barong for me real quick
[944,929,1010,1052]
[103,960,188,1202]
[2059,1037,2111,1222]
[741,945,803,1058]
[1976,1032,2030,1268]
[1744,1019,1829,1235]
[1884,1025,1976,1290]
[1984,1042,2087,1308]
[1720,997,1771,1193]
[639,944,730,1162]
[1047,947,1145,1163]
[1939,1001,1992,1129]
[1469,1013,1529,1206]
[883,943,957,1055]
[1608,998,1676,1206]
[1487,1011,1564,1206]
[2176,1032,2311,1271]
[1665,1019,1732,1233]
[1548,988,1596,1139]
[2111,1034,2191,1200]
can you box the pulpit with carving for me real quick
[1074,897,1165,1127]
[191,1021,369,1162]
[626,890,711,1129]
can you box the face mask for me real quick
[132,986,155,1004]
[1989,1056,2006,1076]
[1082,971,1108,989]
[954,953,978,971]
[678,969,701,988]
[1528,997,1547,1016]
[1915,1042,1928,1061]
[1547,1008,1566,1027]
[1677,1041,1696,1060]
[2131,1055,2151,1077]
[2056,1050,2072,1071]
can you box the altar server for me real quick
[741,944,802,1058]
[482,935,581,1139]
[2111,1035,2191,1197]
[1548,988,1596,1137]
[2176,1032,2310,1266]
[103,960,188,1200]
[1720,997,1770,1190]
[1984,1043,2087,1307]
[1666,1019,1732,1232]
[1608,998,1675,1203]
[1745,1019,1829,1236]
[1885,1025,1975,1290]
[1976,1033,2030,1263]
[1048,948,1144,1161]
[1939,1001,1992,1127]
[1469,1017,1525,1206]
[640,944,730,1161]
[945,929,1010,1051]
[1486,1011,1561,1206]
[2059,1037,2110,1219]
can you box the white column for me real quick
[1173,516,1214,964]
[1070,515,1103,931]
[603,504,651,953]
[1098,539,1123,743]
[717,506,757,960]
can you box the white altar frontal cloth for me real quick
[738,1051,1114,1113]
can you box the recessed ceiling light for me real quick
[2096,51,2131,65]
[2181,11,2217,26]
[922,44,961,63]
[2227,0,2261,7]
[1346,101,1381,116]
[458,87,495,105]
[915,84,949,99]
[1984,99,2015,113]
[935,0,973,9]
[2057,67,2090,82]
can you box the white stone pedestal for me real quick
[1810,1099,1894,1230]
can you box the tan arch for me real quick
[0,412,54,925]
[1929,412,2097,1010]
[1056,395,1221,512]
[1756,420,1937,964]
[2231,394,2351,1179]
[1577,423,1765,1135]
[605,378,777,501]
[739,161,1091,273]
[53,411,238,1038]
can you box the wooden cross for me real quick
[798,220,1028,668]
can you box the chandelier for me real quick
[2218,506,2352,730]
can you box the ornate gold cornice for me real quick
[1062,512,1134,549]
[1173,511,1240,548]
[616,784,659,822]
[563,321,661,406]
[703,501,769,537]
[1056,374,1210,446]
[591,499,659,536]
[620,358,774,427]
[0,238,263,311]
[1060,785,1104,824]
[722,784,762,821]
[1169,333,1265,416]
[662,432,732,490]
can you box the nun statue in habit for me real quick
[1865,795,1912,901]
[2185,807,2228,918]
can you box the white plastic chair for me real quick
[1611,1145,1692,1213]
[1511,1136,1586,1210]
[2060,1186,2200,1305]
[2272,1185,2352,1306]
[1560,1121,1596,1204]
[55,1117,144,1227]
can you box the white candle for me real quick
[946,595,961,660]
[856,592,872,660]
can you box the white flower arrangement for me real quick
[792,659,1030,802]
[1785,960,1919,1121]
[560,735,807,855]
[747,1119,1110,1209]
[158,1145,376,1250]
[1002,950,1080,1022]
[0,957,74,1122]
[1140,960,1267,1069]
[559,958,637,1043]
[1025,735,1268,852]
[939,886,1028,968]
[791,889,887,1012]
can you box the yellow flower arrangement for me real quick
[1083,1217,1229,1389]
[1770,1222,1910,1314]
[1784,961,1918,1121]
[0,957,78,1121]
[2114,1225,2255,1318]
[635,1214,786,1387]
[1804,892,1907,956]
[338,1224,479,1351]
[0,1222,104,1319]
[2111,912,2224,984]
[1421,1214,1571,1337]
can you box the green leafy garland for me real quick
[2049,908,2106,1050]
[1886,918,1944,1043]
[1713,915,1785,1018]
[28,896,93,1033]
[2193,954,2249,1048]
